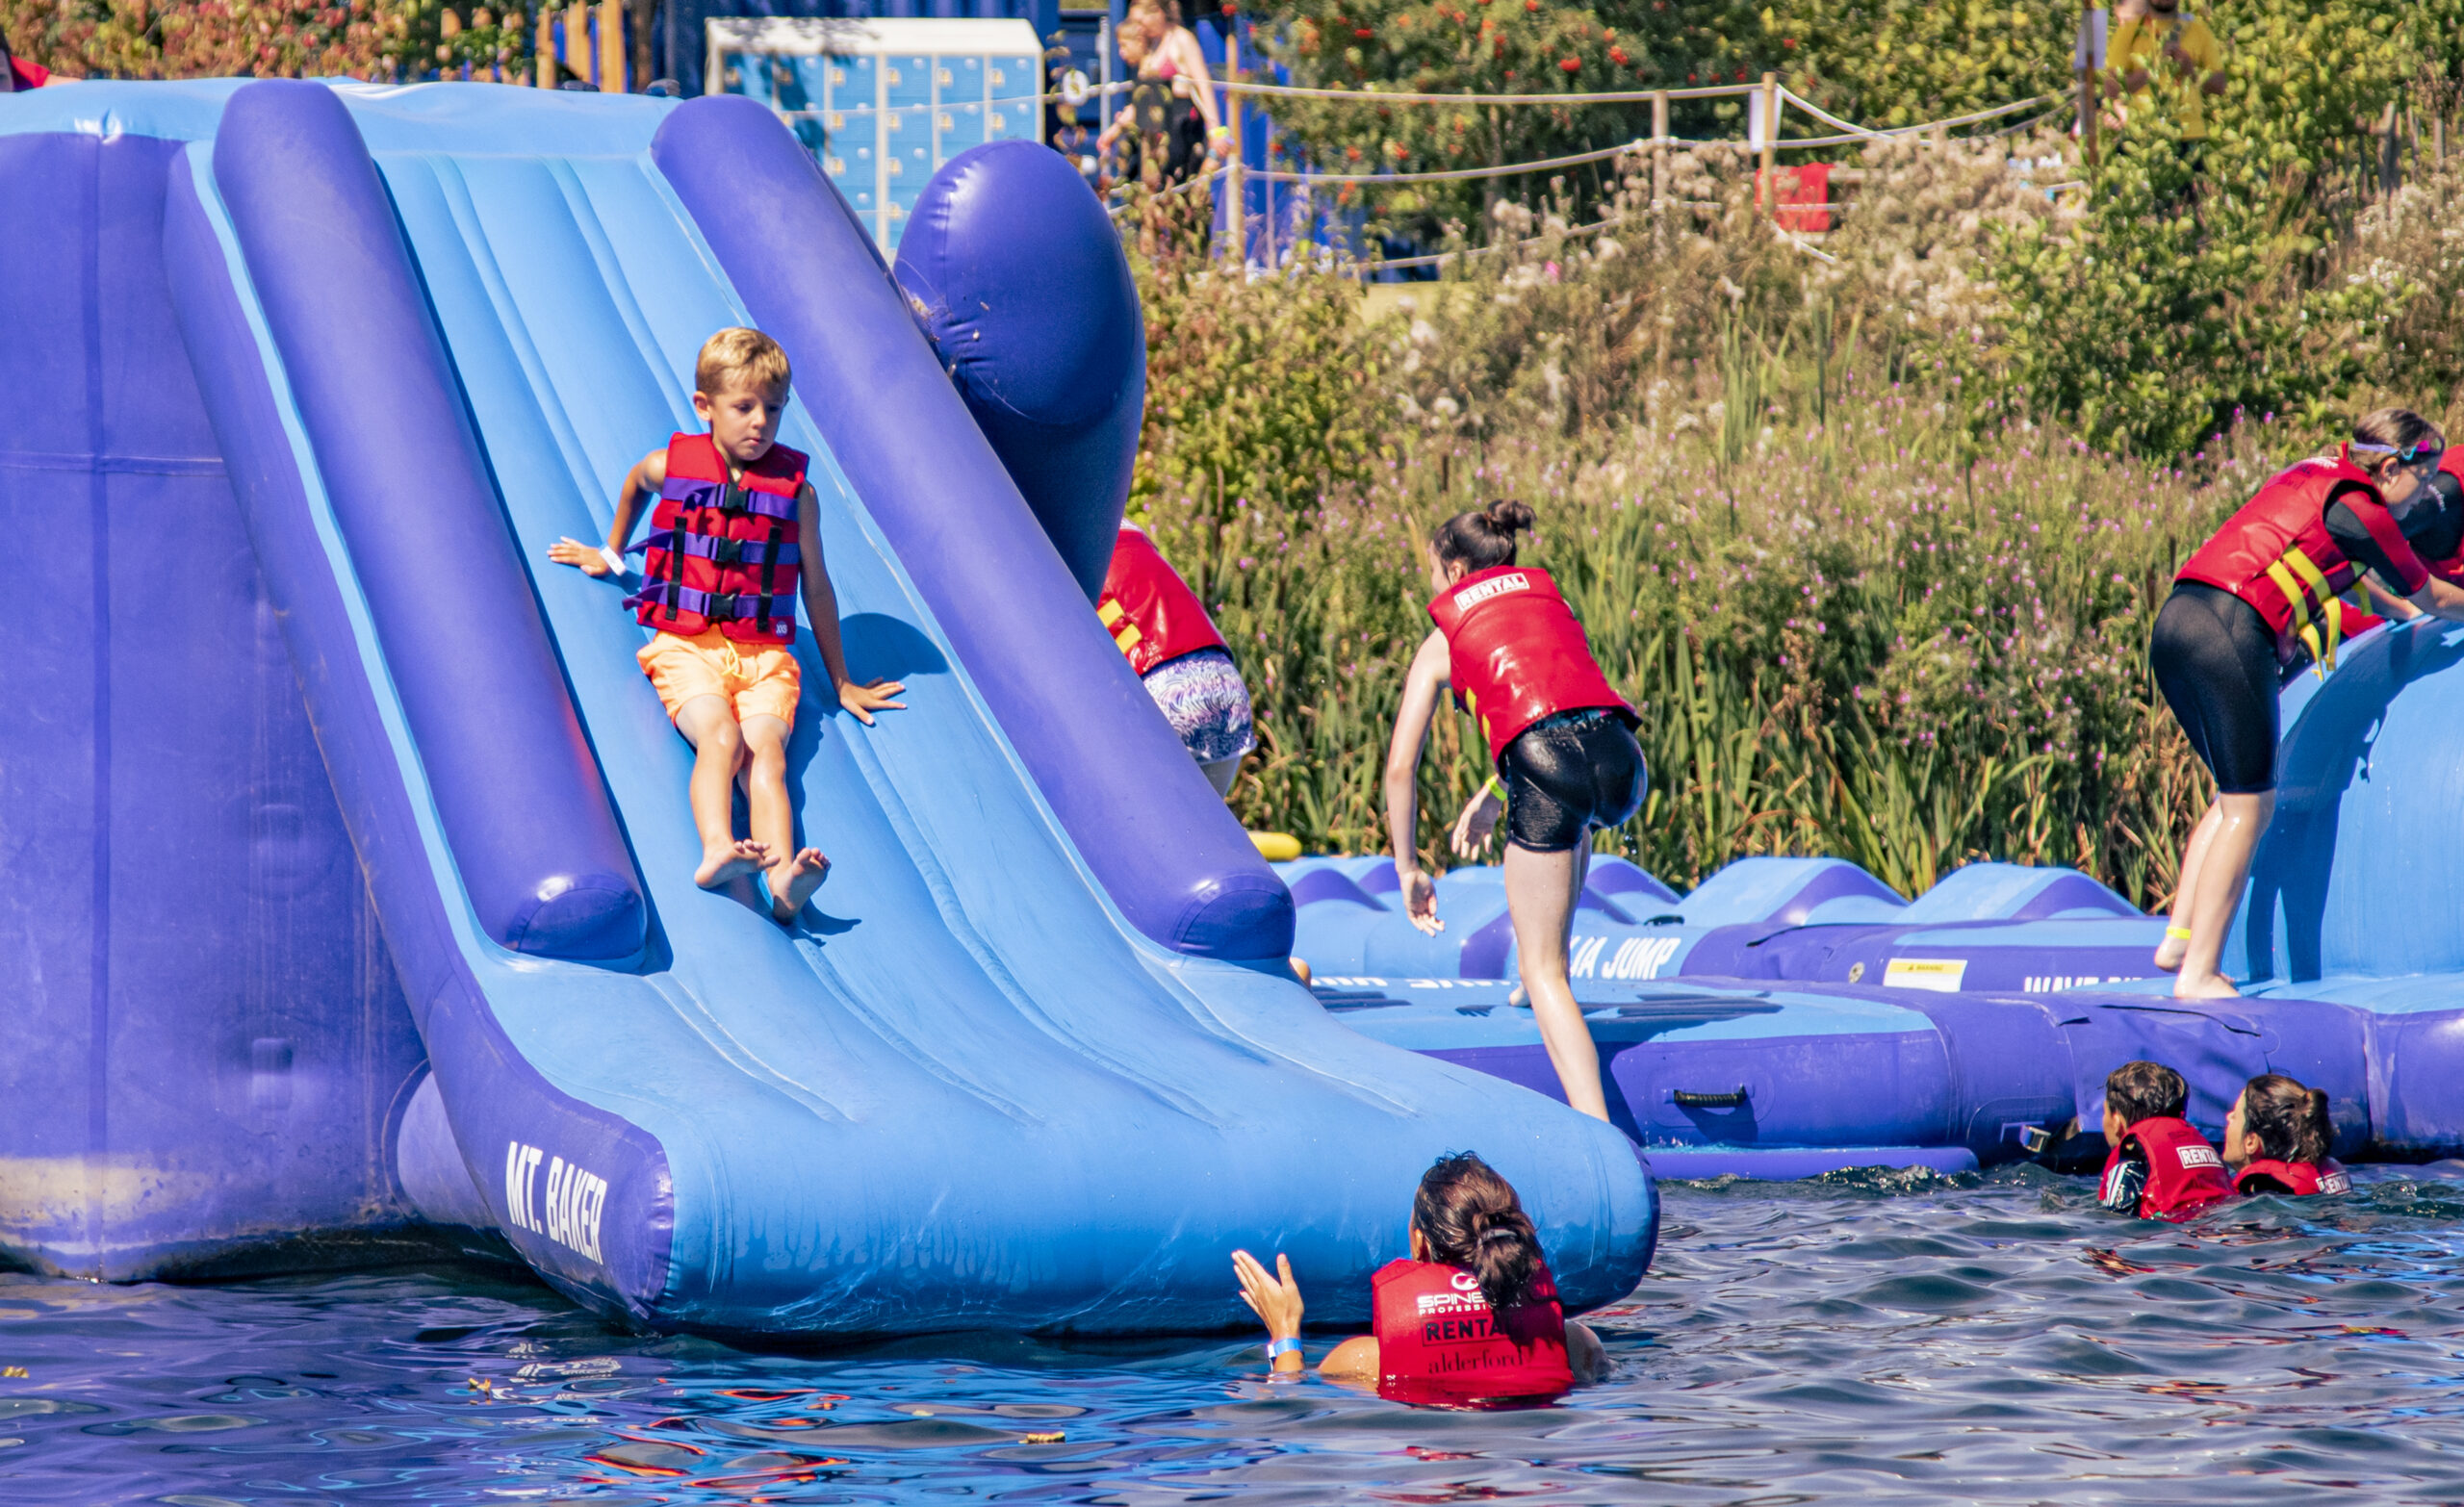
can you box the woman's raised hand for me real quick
[1231,1248,1304,1340]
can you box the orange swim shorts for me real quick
[636,627,801,727]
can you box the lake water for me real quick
[8,1163,2464,1505]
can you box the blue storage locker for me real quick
[937,54,987,163]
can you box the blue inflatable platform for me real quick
[1295,614,2464,1173]
[0,81,1652,1332]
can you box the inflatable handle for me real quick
[652,97,1292,961]
[210,81,646,962]
[892,141,1142,601]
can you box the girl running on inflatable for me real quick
[2221,1074,2351,1197]
[1384,502,1643,1122]
[1231,1152,1606,1406]
[2150,409,2464,999]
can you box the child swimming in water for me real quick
[1230,1152,1605,1408]
[2222,1073,2352,1196]
[2098,1060,2235,1220]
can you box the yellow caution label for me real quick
[1883,957,1968,993]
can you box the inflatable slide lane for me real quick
[0,80,1650,1331]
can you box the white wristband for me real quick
[599,546,627,577]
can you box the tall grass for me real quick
[1143,391,2308,908]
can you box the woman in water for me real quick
[1232,1152,1606,1406]
[2221,1074,2352,1196]
[1384,501,1643,1121]
[2150,408,2464,999]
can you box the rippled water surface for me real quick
[10,1164,2464,1505]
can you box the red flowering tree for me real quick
[0,0,527,83]
[1255,0,1771,233]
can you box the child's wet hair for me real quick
[1412,1152,1546,1314]
[2351,406,2440,455]
[697,326,791,398]
[2105,1060,2189,1126]
[1431,500,1537,574]
[2240,1074,2332,1163]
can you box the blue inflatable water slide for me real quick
[0,80,1651,1334]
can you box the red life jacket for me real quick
[2102,1116,2236,1221]
[629,433,807,646]
[1427,566,1635,765]
[1371,1257,1574,1407]
[1097,524,1227,676]
[2234,1158,2351,1197]
[2175,447,2428,671]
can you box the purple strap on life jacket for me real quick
[638,528,802,567]
[626,578,798,625]
[662,475,799,524]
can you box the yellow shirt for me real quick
[2110,12,2223,140]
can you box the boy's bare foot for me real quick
[2173,972,2243,1001]
[769,847,832,923]
[696,838,769,889]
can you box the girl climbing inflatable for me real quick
[1384,502,1643,1121]
[1098,523,1254,798]
[1231,1152,1606,1406]
[2150,409,2464,999]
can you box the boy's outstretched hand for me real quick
[548,536,616,576]
[837,677,907,725]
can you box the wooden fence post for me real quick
[1758,71,1777,216]
[599,0,625,92]
[536,2,557,88]
[2079,0,2098,172]
[1652,89,1668,213]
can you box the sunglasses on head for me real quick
[2353,439,2445,467]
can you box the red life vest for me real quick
[2102,1116,2236,1221]
[1097,524,1227,676]
[1427,566,1635,765]
[2234,1158,2351,1197]
[1371,1257,1574,1407]
[629,433,807,646]
[2175,447,2428,671]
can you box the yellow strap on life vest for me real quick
[2264,549,2346,678]
[1096,598,1142,657]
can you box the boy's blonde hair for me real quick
[696,327,791,398]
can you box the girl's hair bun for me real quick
[1484,499,1537,534]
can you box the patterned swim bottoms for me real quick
[1142,647,1257,765]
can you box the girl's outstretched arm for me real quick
[1384,630,1452,935]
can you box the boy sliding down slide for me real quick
[550,328,904,922]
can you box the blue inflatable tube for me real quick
[211,85,646,964]
[892,140,1144,602]
[650,99,1289,961]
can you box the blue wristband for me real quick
[1265,1337,1303,1362]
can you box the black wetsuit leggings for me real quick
[2147,581,2285,795]
[1499,709,1648,852]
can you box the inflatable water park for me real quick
[4,76,2461,1342]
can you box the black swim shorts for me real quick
[1499,708,1647,853]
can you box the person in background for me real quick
[2098,1060,2235,1220]
[0,26,53,90]
[2149,409,2463,998]
[2222,1074,2352,1196]
[2105,0,2223,150]
[1099,522,1255,799]
[1386,502,1644,1124]
[1127,0,1227,162]
[1231,1152,1606,1406]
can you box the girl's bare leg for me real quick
[2155,799,2222,972]
[1504,841,1609,1120]
[2175,790,2273,1000]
